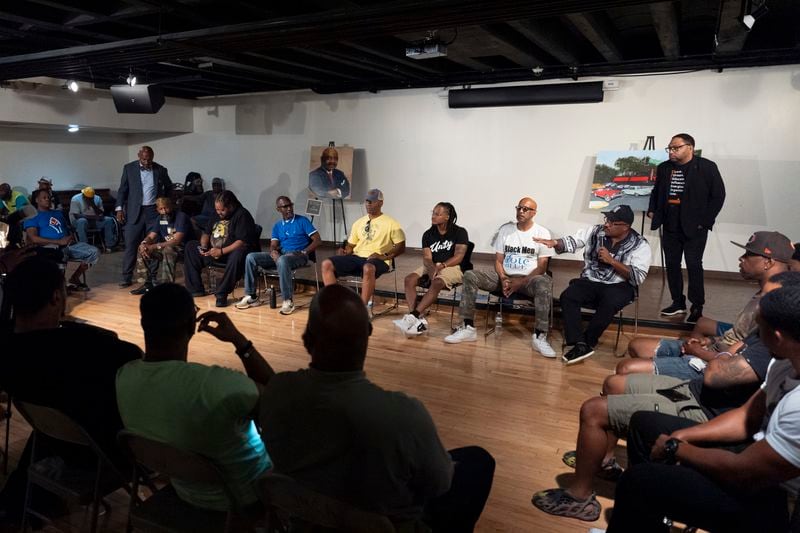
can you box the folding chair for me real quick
[14,400,127,533]
[484,270,554,339]
[117,430,242,533]
[259,472,394,533]
[257,250,320,308]
[339,257,399,319]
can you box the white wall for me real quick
[136,65,800,272]
[1,67,797,272]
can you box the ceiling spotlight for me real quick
[67,124,80,133]
[64,80,79,92]
[742,1,769,30]
[126,74,137,86]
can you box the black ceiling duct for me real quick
[448,81,603,109]
[110,84,165,113]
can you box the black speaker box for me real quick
[110,84,165,114]
[448,81,603,109]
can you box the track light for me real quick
[742,1,769,30]
[126,73,137,86]
[67,124,80,133]
[64,80,79,92]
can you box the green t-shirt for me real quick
[116,359,270,510]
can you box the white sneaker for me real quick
[279,300,295,315]
[444,324,477,344]
[393,314,418,332]
[235,294,260,309]
[532,332,556,357]
[404,317,428,336]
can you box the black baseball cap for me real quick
[602,204,634,225]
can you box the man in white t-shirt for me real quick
[606,283,800,532]
[445,197,555,356]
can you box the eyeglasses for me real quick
[603,218,629,227]
[277,203,293,209]
[665,144,690,153]
[515,206,536,213]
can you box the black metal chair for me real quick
[339,257,399,319]
[15,400,127,533]
[257,250,320,308]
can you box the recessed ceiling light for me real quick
[66,80,79,92]
[67,125,80,133]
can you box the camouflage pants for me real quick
[459,269,553,332]
[136,246,179,284]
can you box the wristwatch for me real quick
[663,438,683,465]
[236,340,254,359]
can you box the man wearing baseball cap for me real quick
[69,186,117,249]
[321,189,405,312]
[535,204,652,364]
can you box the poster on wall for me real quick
[308,145,354,200]
[588,150,664,212]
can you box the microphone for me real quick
[597,229,608,267]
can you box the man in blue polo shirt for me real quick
[236,196,320,315]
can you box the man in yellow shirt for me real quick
[321,189,405,307]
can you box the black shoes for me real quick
[660,301,687,316]
[215,295,228,308]
[686,307,703,324]
[563,343,595,365]
[130,282,153,295]
[119,280,133,288]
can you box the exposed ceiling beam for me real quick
[341,40,442,75]
[508,19,579,65]
[289,47,417,82]
[715,0,749,54]
[565,12,623,62]
[650,1,680,58]
[0,11,117,42]
[479,23,544,66]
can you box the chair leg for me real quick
[614,308,623,356]
[3,395,10,475]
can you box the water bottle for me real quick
[495,311,503,333]
[267,287,277,309]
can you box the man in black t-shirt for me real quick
[394,202,470,336]
[183,190,260,307]
[648,133,725,324]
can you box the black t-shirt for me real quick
[422,225,469,265]
[207,205,259,251]
[2,322,142,462]
[688,332,772,419]
[665,160,691,232]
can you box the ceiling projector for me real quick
[405,43,447,60]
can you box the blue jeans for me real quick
[74,217,117,248]
[243,252,308,301]
[63,242,100,266]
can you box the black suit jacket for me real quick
[648,156,725,238]
[116,160,172,224]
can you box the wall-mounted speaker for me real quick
[110,84,165,114]
[448,82,603,109]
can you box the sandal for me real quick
[532,488,601,521]
[562,450,624,481]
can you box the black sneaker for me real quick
[563,343,595,365]
[215,295,229,308]
[130,282,153,295]
[660,301,687,316]
[686,307,703,324]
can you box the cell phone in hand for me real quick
[656,388,691,402]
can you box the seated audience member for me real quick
[534,204,650,364]
[192,177,224,233]
[130,197,191,295]
[321,189,405,308]
[445,198,555,355]
[37,177,59,210]
[622,232,791,378]
[69,186,118,249]
[0,182,32,246]
[24,188,100,291]
[394,202,469,337]
[116,283,273,512]
[532,330,771,522]
[790,242,800,271]
[235,196,320,314]
[0,257,142,522]
[183,171,204,196]
[606,284,800,533]
[183,190,260,307]
[308,146,350,199]
[260,285,495,531]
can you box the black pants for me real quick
[559,278,634,347]
[662,228,708,308]
[423,446,495,533]
[607,411,787,533]
[121,205,158,283]
[184,240,249,297]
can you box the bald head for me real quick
[515,197,538,228]
[302,285,372,371]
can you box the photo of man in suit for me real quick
[308,146,351,199]
[116,145,172,287]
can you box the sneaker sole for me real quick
[660,309,687,316]
[444,336,477,344]
[562,350,595,365]
[279,309,294,315]
[536,350,558,358]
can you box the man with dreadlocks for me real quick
[445,197,556,357]
[535,204,651,365]
[394,202,471,336]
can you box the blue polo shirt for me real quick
[271,215,317,252]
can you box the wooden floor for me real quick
[0,247,755,532]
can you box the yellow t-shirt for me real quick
[349,213,405,265]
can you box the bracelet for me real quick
[715,351,733,358]
[235,340,254,358]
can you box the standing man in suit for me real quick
[116,146,172,287]
[648,134,725,324]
